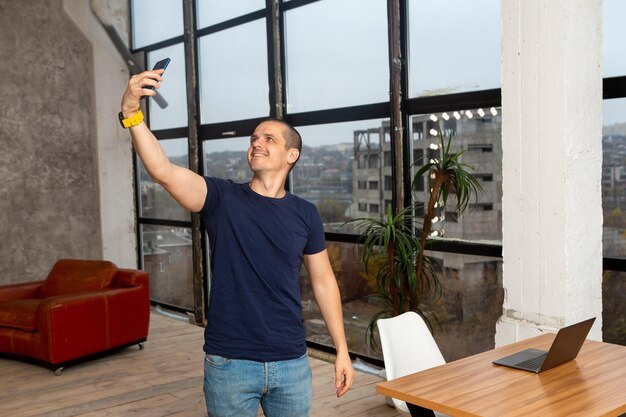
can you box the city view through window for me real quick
[138,100,626,355]
[140,109,507,360]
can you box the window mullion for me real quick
[183,0,205,325]
[387,0,406,213]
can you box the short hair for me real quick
[258,118,302,164]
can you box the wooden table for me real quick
[376,333,626,417]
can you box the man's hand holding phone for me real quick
[120,58,171,119]
[145,58,170,90]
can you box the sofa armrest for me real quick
[114,269,149,288]
[0,281,44,301]
[36,283,150,365]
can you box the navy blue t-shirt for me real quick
[199,177,326,362]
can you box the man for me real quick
[120,67,354,417]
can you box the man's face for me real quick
[247,121,299,175]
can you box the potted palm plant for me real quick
[412,124,484,310]
[349,122,484,348]
[350,204,440,348]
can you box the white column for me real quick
[498,0,603,343]
[64,0,137,268]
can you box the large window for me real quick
[203,137,251,181]
[137,138,190,222]
[602,99,626,346]
[198,20,269,123]
[410,108,502,241]
[602,0,626,346]
[148,46,188,130]
[140,224,193,310]
[602,99,626,256]
[129,0,503,363]
[291,119,390,232]
[131,0,183,48]
[407,0,500,97]
[130,0,625,363]
[197,1,265,29]
[603,0,626,78]
[284,0,389,112]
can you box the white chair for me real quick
[377,311,449,417]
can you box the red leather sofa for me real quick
[0,259,150,374]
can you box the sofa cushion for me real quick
[39,259,118,299]
[0,299,40,331]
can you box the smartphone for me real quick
[146,58,171,90]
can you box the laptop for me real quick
[492,317,595,373]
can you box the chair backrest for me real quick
[378,311,446,413]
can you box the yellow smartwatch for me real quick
[118,109,144,128]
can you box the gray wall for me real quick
[0,0,101,283]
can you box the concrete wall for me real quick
[0,0,136,284]
[64,0,136,269]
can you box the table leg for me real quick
[407,403,436,417]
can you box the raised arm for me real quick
[304,250,354,397]
[121,70,207,212]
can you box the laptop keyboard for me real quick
[516,353,547,370]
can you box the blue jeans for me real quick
[203,353,312,417]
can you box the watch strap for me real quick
[119,109,144,128]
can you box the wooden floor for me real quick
[0,312,402,417]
